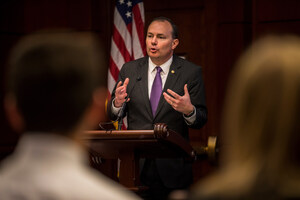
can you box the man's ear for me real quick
[172,39,179,50]
[82,87,108,130]
[4,94,25,133]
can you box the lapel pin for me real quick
[171,70,175,74]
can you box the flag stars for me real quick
[125,11,132,18]
[119,0,125,5]
[127,1,132,7]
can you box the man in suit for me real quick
[107,17,207,199]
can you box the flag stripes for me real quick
[108,0,146,129]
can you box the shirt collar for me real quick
[148,56,173,74]
[16,133,87,164]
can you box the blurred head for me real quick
[5,31,107,135]
[146,17,179,65]
[191,35,300,199]
[223,35,300,179]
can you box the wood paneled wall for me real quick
[0,0,300,182]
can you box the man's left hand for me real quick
[163,84,194,115]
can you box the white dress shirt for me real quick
[147,56,172,97]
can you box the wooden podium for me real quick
[82,123,197,190]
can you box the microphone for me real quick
[117,76,141,130]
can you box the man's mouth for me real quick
[150,48,157,53]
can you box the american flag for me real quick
[108,0,146,96]
[108,0,146,129]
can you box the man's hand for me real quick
[163,84,194,115]
[114,78,130,108]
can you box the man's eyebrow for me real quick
[147,32,166,36]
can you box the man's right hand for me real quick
[114,78,130,108]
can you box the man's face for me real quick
[146,20,179,65]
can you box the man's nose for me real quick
[151,37,157,45]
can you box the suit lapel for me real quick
[154,56,182,119]
[138,58,153,118]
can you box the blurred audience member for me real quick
[0,31,140,199]
[190,35,300,199]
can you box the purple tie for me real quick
[150,66,162,116]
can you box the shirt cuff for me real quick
[111,98,121,115]
[183,106,196,125]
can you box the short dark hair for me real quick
[6,31,107,133]
[150,16,179,39]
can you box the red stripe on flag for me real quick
[126,23,132,36]
[133,5,146,56]
[109,57,120,82]
[112,25,132,62]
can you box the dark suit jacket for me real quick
[107,55,207,188]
